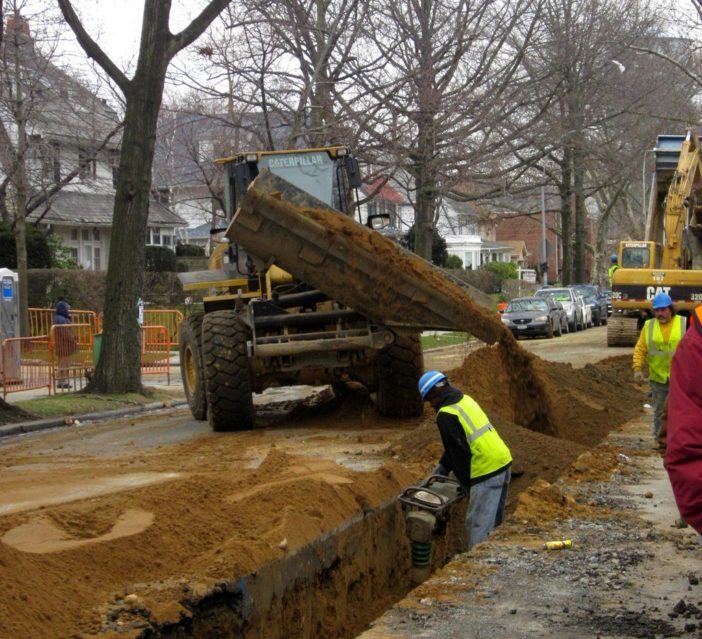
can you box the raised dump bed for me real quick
[230,171,502,344]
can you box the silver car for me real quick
[534,288,584,333]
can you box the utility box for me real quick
[0,268,20,381]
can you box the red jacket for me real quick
[665,306,702,533]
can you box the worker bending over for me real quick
[419,370,512,549]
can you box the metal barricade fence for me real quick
[141,325,170,383]
[49,323,94,393]
[29,308,99,337]
[144,309,183,345]
[1,336,52,399]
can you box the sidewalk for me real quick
[1,355,186,439]
[359,414,702,638]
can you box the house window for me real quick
[82,229,89,241]
[79,148,96,180]
[70,229,78,241]
[162,234,172,246]
[93,229,100,241]
[151,227,161,245]
[69,248,78,260]
[94,247,101,271]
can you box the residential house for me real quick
[438,197,512,268]
[2,16,185,270]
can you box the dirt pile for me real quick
[0,348,646,639]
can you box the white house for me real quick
[2,16,185,271]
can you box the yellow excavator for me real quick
[177,146,496,432]
[608,130,702,346]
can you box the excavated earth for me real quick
[0,342,647,639]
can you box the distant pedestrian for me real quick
[665,304,702,534]
[608,254,619,287]
[419,370,512,549]
[54,300,76,389]
[632,292,686,446]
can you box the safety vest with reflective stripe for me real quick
[439,395,512,480]
[643,315,685,384]
[608,264,619,287]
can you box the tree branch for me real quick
[57,0,131,93]
[169,0,233,58]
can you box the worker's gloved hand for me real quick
[432,463,448,476]
[634,370,645,383]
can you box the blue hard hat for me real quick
[418,370,447,399]
[610,254,618,263]
[652,292,673,309]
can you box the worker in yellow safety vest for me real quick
[633,292,686,445]
[419,370,512,549]
[608,254,619,287]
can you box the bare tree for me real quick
[58,0,231,393]
[515,0,698,283]
[0,0,120,335]
[347,0,543,262]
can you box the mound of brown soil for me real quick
[0,347,646,639]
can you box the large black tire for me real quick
[376,331,424,417]
[179,313,207,421]
[202,310,255,432]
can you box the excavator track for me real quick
[606,314,639,347]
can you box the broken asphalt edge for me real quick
[0,399,189,439]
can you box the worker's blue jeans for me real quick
[650,380,669,441]
[466,466,511,549]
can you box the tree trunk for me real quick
[14,70,29,337]
[88,22,171,393]
[559,146,573,284]
[573,138,586,283]
[413,115,436,261]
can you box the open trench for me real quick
[137,492,467,639]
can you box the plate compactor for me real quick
[398,475,466,583]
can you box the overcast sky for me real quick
[56,1,204,71]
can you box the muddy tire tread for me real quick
[376,332,424,417]
[202,310,255,431]
[179,313,207,421]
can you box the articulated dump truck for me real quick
[178,147,498,432]
[608,130,702,346]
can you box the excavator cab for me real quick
[620,242,655,269]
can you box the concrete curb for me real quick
[0,399,189,440]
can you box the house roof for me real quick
[480,239,513,251]
[27,191,185,227]
[362,179,406,204]
[502,239,530,258]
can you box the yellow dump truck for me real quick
[178,147,497,431]
[608,130,702,346]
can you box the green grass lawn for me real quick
[13,388,184,419]
[421,332,471,349]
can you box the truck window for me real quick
[621,246,650,268]
[260,152,335,207]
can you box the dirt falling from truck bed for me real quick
[275,200,557,435]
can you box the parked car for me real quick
[602,290,612,316]
[534,287,584,332]
[583,293,605,326]
[570,284,608,326]
[501,296,563,339]
[578,294,592,328]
